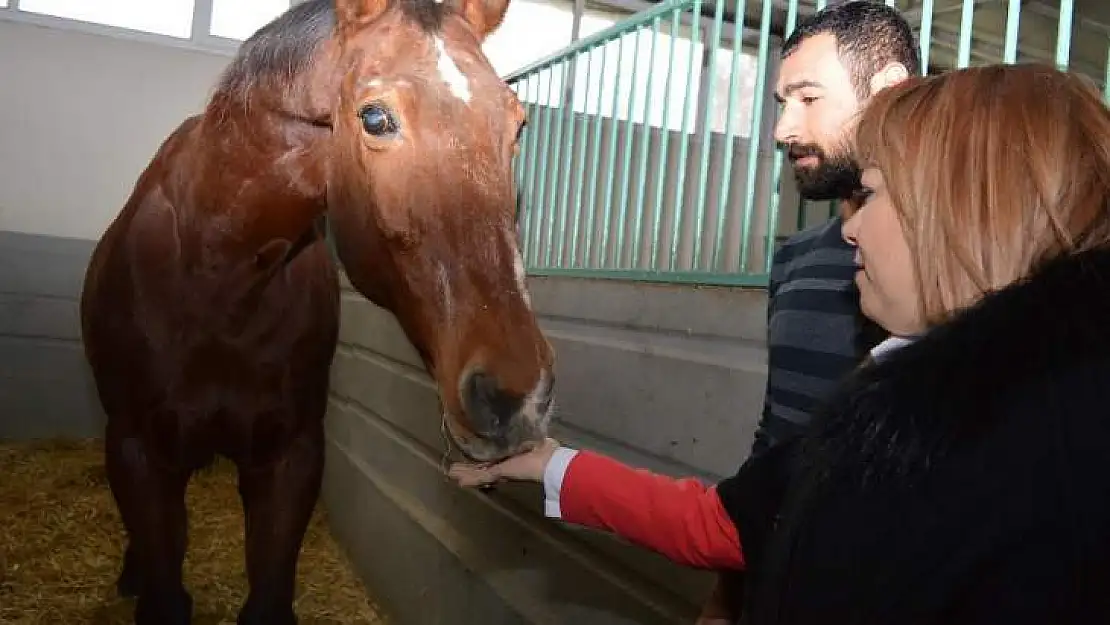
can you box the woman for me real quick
[449,63,1110,624]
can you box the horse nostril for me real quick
[462,370,524,437]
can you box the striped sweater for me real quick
[751,217,886,458]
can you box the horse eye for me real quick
[359,104,398,137]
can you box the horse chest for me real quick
[169,263,338,386]
[106,243,339,430]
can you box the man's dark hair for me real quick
[782,1,921,98]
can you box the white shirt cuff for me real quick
[542,446,579,519]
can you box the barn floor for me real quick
[0,438,387,625]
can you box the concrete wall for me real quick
[0,20,232,241]
[0,231,104,440]
[323,270,770,624]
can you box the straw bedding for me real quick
[0,438,387,625]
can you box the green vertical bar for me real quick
[555,55,583,268]
[552,54,579,267]
[599,37,627,268]
[919,0,935,73]
[762,0,799,273]
[543,61,571,268]
[568,46,595,266]
[614,26,644,268]
[650,11,681,269]
[520,74,542,265]
[583,42,610,267]
[691,0,726,271]
[529,68,557,266]
[956,0,975,68]
[509,82,520,198]
[1055,0,1074,70]
[631,17,661,269]
[739,0,773,271]
[815,0,826,10]
[1104,44,1110,103]
[510,81,524,239]
[667,0,703,271]
[1002,0,1020,63]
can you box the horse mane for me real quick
[212,0,450,112]
[213,0,336,109]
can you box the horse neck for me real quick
[188,91,330,261]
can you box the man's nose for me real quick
[773,109,797,145]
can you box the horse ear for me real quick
[450,0,512,42]
[335,0,390,37]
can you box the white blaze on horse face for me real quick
[506,230,531,309]
[433,36,471,103]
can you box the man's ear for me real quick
[868,62,911,96]
[448,0,512,42]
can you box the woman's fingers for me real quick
[447,438,563,487]
[447,462,501,488]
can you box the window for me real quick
[483,0,573,77]
[210,0,290,41]
[18,0,196,38]
[5,1,297,48]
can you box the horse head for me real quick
[307,0,554,463]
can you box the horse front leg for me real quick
[105,426,193,625]
[236,421,325,625]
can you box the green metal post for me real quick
[712,0,752,270]
[739,0,773,271]
[667,0,703,271]
[614,26,645,267]
[1003,0,1020,63]
[1055,0,1074,70]
[691,0,727,270]
[631,17,661,269]
[568,46,596,267]
[649,10,681,269]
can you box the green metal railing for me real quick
[506,0,1106,287]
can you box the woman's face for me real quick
[841,167,925,336]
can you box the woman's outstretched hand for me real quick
[447,437,562,487]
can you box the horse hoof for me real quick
[237,600,297,625]
[116,566,141,598]
[117,546,141,598]
[135,589,193,625]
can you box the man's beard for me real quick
[786,142,862,201]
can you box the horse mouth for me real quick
[441,412,541,464]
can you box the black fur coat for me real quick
[718,246,1110,625]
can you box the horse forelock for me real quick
[211,0,457,111]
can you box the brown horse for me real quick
[78,0,555,623]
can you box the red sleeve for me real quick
[559,450,745,570]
